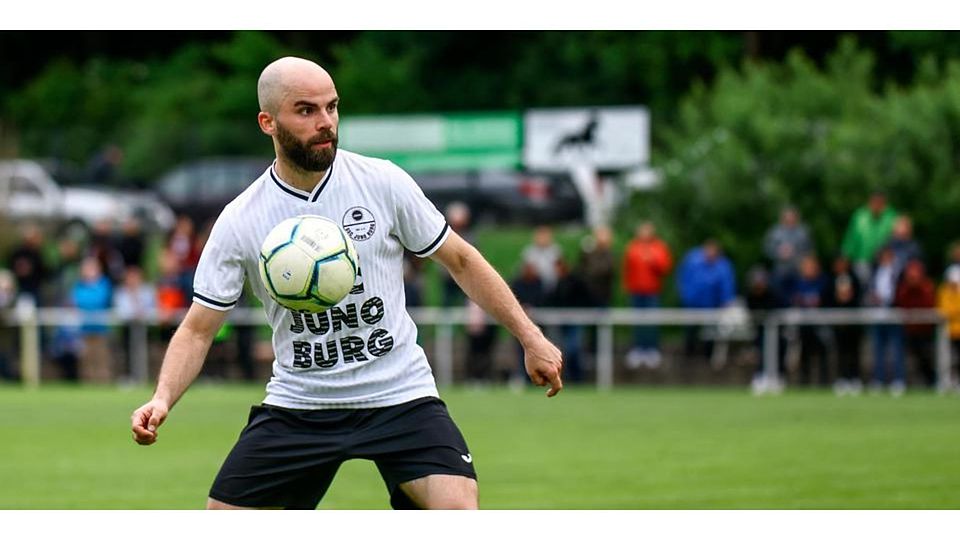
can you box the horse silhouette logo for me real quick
[554,111,600,154]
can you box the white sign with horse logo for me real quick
[523,106,650,171]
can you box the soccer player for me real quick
[130,56,564,510]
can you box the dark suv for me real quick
[411,169,583,224]
[155,157,273,224]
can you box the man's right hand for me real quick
[131,398,169,445]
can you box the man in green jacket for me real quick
[841,191,898,289]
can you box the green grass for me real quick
[0,383,958,509]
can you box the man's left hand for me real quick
[523,334,564,397]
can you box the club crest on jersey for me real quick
[342,206,376,242]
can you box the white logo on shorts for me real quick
[461,453,473,463]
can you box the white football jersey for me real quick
[192,149,450,409]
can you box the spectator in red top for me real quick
[622,221,673,368]
[156,249,188,342]
[895,259,937,388]
[167,215,202,300]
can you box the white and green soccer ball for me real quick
[258,215,359,313]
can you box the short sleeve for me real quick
[390,165,449,257]
[192,213,245,311]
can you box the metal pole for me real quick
[435,320,454,387]
[936,320,952,393]
[16,296,40,388]
[130,322,150,385]
[762,314,779,392]
[597,322,614,390]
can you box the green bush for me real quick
[631,36,960,279]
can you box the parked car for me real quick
[411,169,584,224]
[155,157,584,227]
[0,159,176,238]
[154,157,273,224]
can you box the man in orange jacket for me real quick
[622,221,673,368]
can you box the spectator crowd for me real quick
[414,191,960,395]
[0,215,210,384]
[2,190,959,395]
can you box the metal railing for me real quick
[3,304,955,392]
[761,308,953,393]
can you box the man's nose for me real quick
[316,111,334,131]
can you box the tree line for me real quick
[4,30,960,273]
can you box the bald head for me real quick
[258,56,334,114]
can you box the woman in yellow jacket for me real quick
[936,265,960,387]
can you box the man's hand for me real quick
[129,303,228,446]
[523,333,564,397]
[131,398,170,445]
[429,232,564,398]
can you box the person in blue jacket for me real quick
[72,256,114,383]
[678,239,736,360]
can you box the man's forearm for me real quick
[431,233,563,395]
[445,244,542,346]
[153,324,215,408]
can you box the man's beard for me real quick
[275,122,338,172]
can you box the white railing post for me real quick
[129,322,150,385]
[435,315,454,387]
[597,322,614,391]
[16,296,40,388]
[936,320,952,393]
[762,314,779,390]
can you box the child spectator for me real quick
[866,246,905,396]
[72,256,114,383]
[895,259,936,388]
[825,255,864,395]
[791,255,830,386]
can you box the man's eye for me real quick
[299,108,312,115]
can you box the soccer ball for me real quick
[258,215,359,313]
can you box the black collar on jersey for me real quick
[269,155,335,202]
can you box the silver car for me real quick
[0,159,176,236]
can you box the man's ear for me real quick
[257,111,275,135]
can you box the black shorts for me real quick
[208,396,476,509]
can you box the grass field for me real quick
[0,383,958,509]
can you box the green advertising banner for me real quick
[339,112,522,172]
